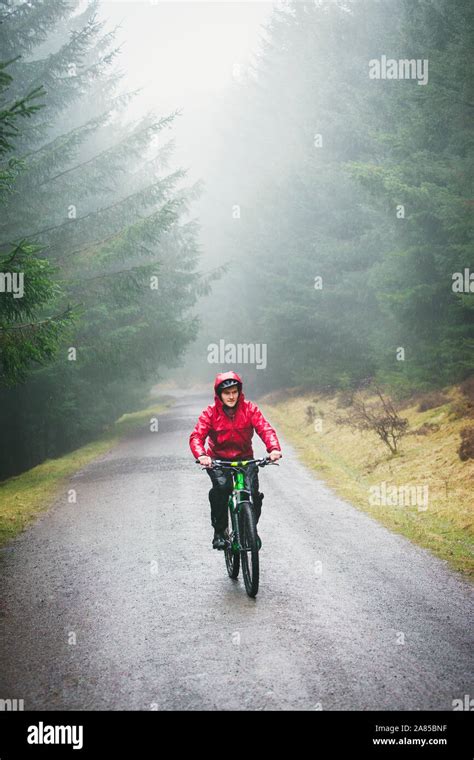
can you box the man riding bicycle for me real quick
[189,371,282,550]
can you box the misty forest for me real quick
[0,0,473,481]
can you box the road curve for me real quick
[0,392,472,710]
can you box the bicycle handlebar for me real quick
[194,456,279,469]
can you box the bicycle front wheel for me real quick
[224,520,240,579]
[239,501,259,597]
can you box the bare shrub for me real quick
[417,392,448,412]
[454,377,474,419]
[336,390,354,408]
[449,397,474,420]
[460,376,474,402]
[409,422,440,436]
[458,427,474,461]
[336,386,409,455]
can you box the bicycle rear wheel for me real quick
[239,501,259,597]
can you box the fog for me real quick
[1,0,471,476]
[99,1,273,181]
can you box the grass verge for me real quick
[260,386,474,579]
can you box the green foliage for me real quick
[0,56,75,385]
[351,0,474,387]
[0,1,210,479]
[187,0,473,396]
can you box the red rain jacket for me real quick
[189,371,281,460]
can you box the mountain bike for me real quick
[196,457,279,597]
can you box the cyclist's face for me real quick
[221,386,239,406]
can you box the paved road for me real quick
[0,393,472,710]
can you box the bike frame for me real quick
[227,464,253,553]
[203,457,275,552]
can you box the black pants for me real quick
[207,461,262,534]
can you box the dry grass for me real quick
[260,386,474,579]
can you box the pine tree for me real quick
[186,0,472,394]
[0,57,75,385]
[349,0,474,390]
[0,1,222,478]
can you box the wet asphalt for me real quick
[0,393,472,710]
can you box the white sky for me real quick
[98,1,275,244]
[100,1,274,108]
